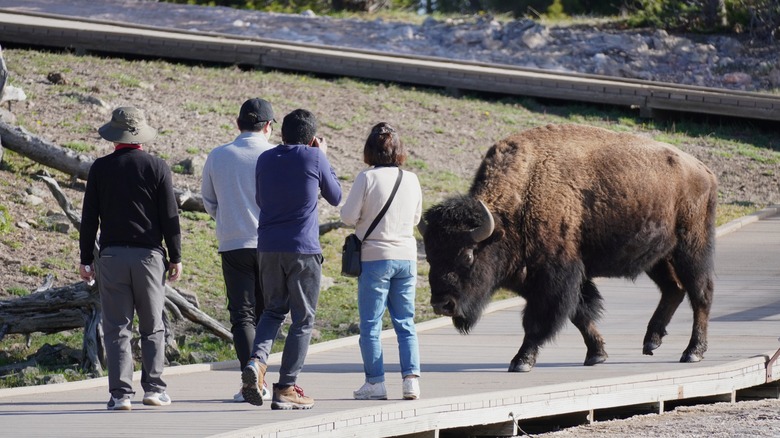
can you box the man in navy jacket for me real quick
[241,108,341,410]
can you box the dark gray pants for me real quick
[98,246,167,399]
[221,249,263,370]
[252,252,322,387]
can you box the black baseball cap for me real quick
[238,98,276,125]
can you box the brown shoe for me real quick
[241,358,267,406]
[271,384,314,410]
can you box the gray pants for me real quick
[98,246,167,399]
[252,252,322,387]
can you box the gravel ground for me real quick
[532,399,780,437]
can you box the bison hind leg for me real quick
[643,259,686,355]
[572,279,608,366]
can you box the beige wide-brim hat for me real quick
[98,106,157,144]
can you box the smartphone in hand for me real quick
[312,136,328,154]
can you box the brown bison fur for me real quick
[421,124,717,372]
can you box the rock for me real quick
[61,92,111,110]
[722,72,752,86]
[46,72,68,85]
[0,85,26,107]
[177,155,207,176]
[320,274,335,291]
[22,194,44,206]
[0,107,15,124]
[521,24,548,49]
[187,351,217,363]
[770,67,780,87]
[32,343,82,366]
[25,186,47,197]
[44,211,71,233]
[43,374,67,384]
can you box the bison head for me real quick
[420,196,507,334]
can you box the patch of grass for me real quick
[62,141,94,153]
[0,205,11,234]
[716,201,761,227]
[171,164,187,174]
[20,265,48,277]
[109,72,141,88]
[6,286,29,297]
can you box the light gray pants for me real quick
[252,252,322,387]
[98,246,167,399]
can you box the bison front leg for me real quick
[508,266,580,372]
[509,342,539,373]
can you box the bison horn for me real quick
[470,200,495,243]
[417,219,428,236]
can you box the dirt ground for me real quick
[1,46,778,296]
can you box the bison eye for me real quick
[460,249,475,267]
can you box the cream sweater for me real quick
[340,166,422,262]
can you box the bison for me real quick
[420,124,717,372]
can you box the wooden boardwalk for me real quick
[1,209,779,437]
[0,9,779,122]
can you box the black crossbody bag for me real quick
[341,169,403,277]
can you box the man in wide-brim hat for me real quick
[97,106,158,144]
[79,106,183,411]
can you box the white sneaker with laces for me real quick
[142,391,172,406]
[402,376,420,400]
[353,381,387,400]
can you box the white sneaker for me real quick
[142,391,172,406]
[402,377,420,400]
[234,382,271,402]
[106,396,131,411]
[353,381,387,400]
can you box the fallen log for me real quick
[0,118,93,180]
[165,285,232,342]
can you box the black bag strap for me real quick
[362,169,403,241]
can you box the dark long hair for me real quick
[363,122,406,166]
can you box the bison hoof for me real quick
[642,341,661,355]
[584,354,607,366]
[680,352,703,363]
[508,362,533,373]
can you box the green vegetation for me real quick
[0,205,11,235]
[62,141,94,153]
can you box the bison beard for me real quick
[420,124,717,373]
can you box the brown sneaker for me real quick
[241,358,267,406]
[271,384,314,410]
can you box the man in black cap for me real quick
[201,98,276,402]
[79,106,182,411]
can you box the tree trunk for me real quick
[0,118,93,180]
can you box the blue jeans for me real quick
[358,259,420,383]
